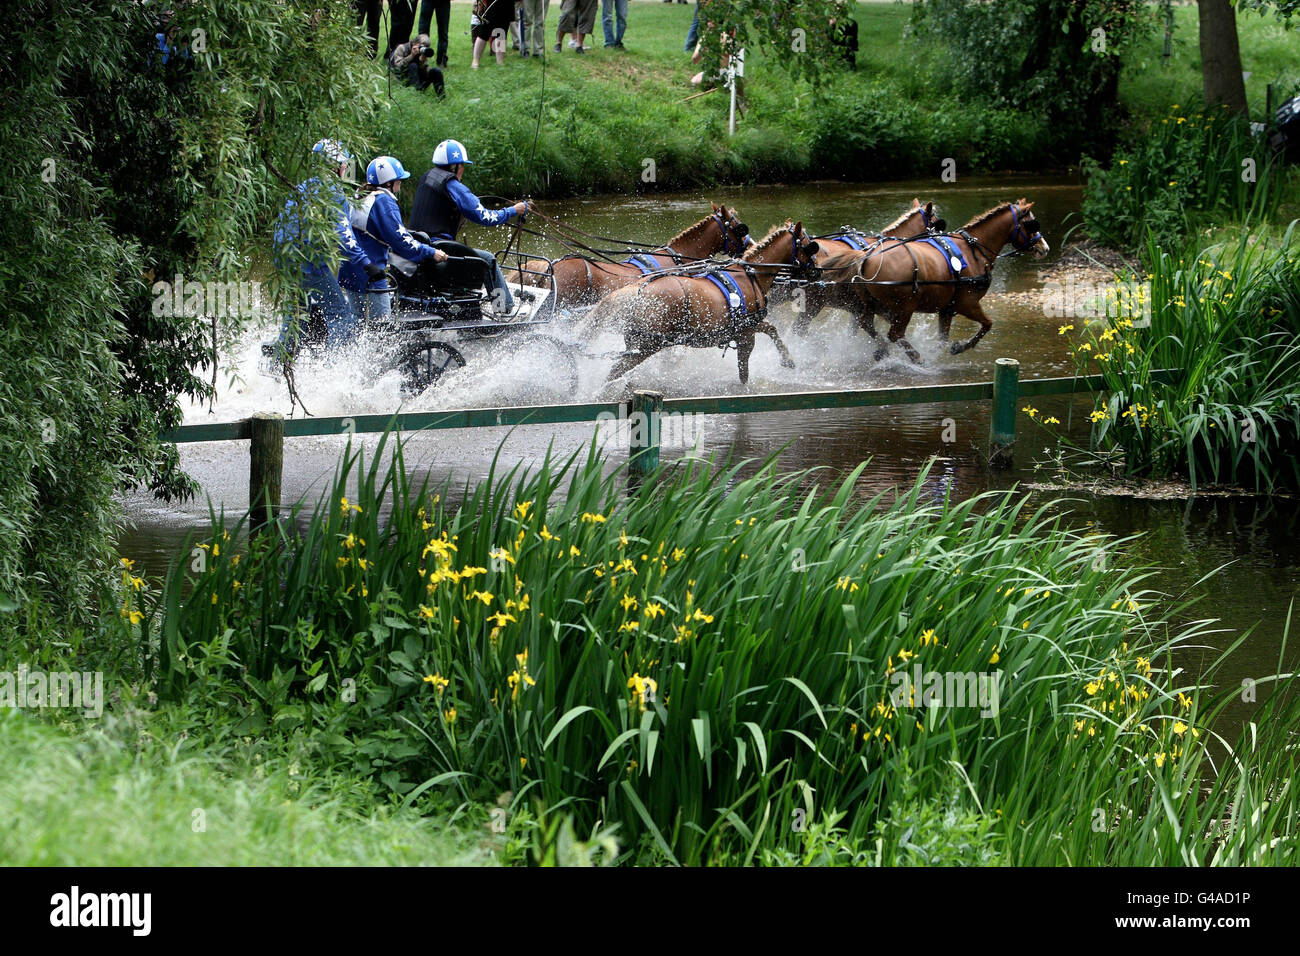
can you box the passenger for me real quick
[339,156,449,327]
[409,139,532,314]
[271,140,385,356]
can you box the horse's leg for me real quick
[791,286,827,337]
[736,333,755,384]
[606,342,655,382]
[950,300,993,354]
[937,310,954,341]
[754,321,796,369]
[887,315,923,365]
[872,310,902,362]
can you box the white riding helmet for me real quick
[432,139,473,167]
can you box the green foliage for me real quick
[1082,104,1284,251]
[0,1,384,628]
[1059,224,1300,490]
[143,434,1300,865]
[914,0,1156,157]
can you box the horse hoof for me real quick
[873,347,888,363]
[780,357,796,369]
[949,342,964,355]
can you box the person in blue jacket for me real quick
[271,140,386,356]
[409,139,532,314]
[339,156,449,325]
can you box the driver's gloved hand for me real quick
[364,262,387,281]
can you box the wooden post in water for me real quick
[627,390,663,491]
[988,358,1019,470]
[249,412,284,533]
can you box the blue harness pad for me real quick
[834,232,870,251]
[919,236,968,276]
[703,271,748,319]
[624,254,661,275]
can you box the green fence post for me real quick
[249,412,284,533]
[627,390,663,490]
[988,358,1019,469]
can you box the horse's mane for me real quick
[962,201,1014,230]
[742,223,790,260]
[665,213,715,248]
[881,203,923,233]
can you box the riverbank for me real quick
[374,2,1297,199]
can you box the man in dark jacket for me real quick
[409,139,532,314]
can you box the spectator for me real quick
[601,0,627,50]
[555,0,597,54]
[386,0,418,58]
[684,1,700,52]
[417,0,450,68]
[472,0,514,68]
[390,33,446,96]
[354,0,380,58]
[521,0,550,58]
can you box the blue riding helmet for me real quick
[366,156,411,186]
[432,139,473,167]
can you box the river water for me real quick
[117,177,1299,720]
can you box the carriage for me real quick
[264,235,579,395]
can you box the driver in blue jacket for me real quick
[409,139,532,314]
[338,156,449,325]
[271,139,384,356]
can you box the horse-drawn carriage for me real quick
[264,233,577,395]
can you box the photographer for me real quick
[390,33,446,97]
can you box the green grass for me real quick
[0,707,499,865]
[1120,3,1300,126]
[141,433,1300,865]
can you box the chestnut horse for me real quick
[787,198,943,335]
[507,203,751,309]
[585,221,821,384]
[819,199,1048,363]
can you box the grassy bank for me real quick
[126,435,1300,865]
[372,2,1298,199]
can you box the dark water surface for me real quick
[118,178,1300,716]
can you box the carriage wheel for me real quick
[399,340,466,394]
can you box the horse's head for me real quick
[922,200,947,234]
[1009,199,1049,258]
[788,220,820,274]
[711,202,751,257]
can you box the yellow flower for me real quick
[919,628,937,646]
[1043,416,1060,425]
[990,649,1000,664]
[627,673,658,711]
[581,512,607,524]
[419,604,435,620]
[1172,721,1188,737]
[423,673,449,694]
[644,602,665,620]
[619,529,630,548]
[340,496,362,515]
[1089,409,1108,423]
[1085,681,1100,696]
[671,547,686,561]
[1177,692,1192,711]
[619,621,640,633]
[444,707,457,724]
[1022,406,1038,418]
[539,525,556,542]
[1058,324,1074,335]
[514,500,532,520]
[1154,752,1166,768]
[467,590,494,605]
[488,611,517,628]
[691,607,714,624]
